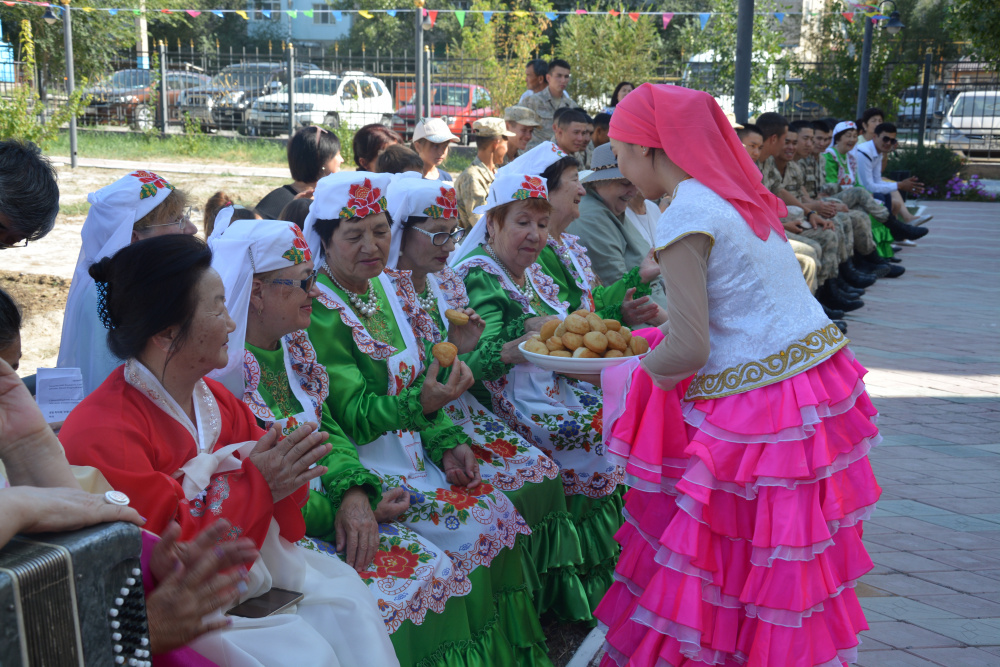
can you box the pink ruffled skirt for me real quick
[595,329,881,667]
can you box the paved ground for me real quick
[845,201,1000,666]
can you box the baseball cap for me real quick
[504,106,542,127]
[473,117,516,138]
[412,117,460,144]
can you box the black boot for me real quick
[837,277,864,297]
[832,319,848,334]
[819,280,864,312]
[883,263,906,278]
[855,251,892,277]
[840,260,877,288]
[884,216,929,241]
[821,302,845,320]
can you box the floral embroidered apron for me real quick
[547,234,597,312]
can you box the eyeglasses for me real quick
[265,271,317,293]
[146,206,193,230]
[410,225,465,246]
[880,137,898,146]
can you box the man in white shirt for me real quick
[851,122,932,226]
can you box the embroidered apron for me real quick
[548,235,597,312]
[315,275,527,577]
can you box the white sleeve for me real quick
[853,145,897,195]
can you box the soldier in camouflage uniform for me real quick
[454,118,514,231]
[523,59,579,149]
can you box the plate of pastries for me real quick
[518,311,650,373]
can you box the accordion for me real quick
[0,522,151,666]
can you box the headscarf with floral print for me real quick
[386,173,460,268]
[207,219,314,397]
[302,171,392,261]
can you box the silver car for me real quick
[936,90,1000,155]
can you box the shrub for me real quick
[886,145,964,195]
[933,174,998,202]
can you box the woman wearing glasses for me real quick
[58,170,196,395]
[387,175,591,621]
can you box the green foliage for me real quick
[174,111,210,155]
[792,3,920,120]
[46,129,289,166]
[0,20,89,149]
[886,145,963,194]
[555,7,661,113]
[948,0,1000,71]
[679,0,786,115]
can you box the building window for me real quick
[252,0,280,20]
[312,4,330,24]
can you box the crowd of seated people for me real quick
[0,93,933,665]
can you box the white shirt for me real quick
[850,140,896,195]
[624,199,661,248]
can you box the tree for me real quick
[792,2,920,120]
[555,8,662,113]
[948,0,1000,71]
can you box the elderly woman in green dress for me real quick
[302,172,551,666]
[449,170,625,611]
[385,174,592,622]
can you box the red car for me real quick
[390,83,494,144]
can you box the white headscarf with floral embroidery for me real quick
[58,170,178,393]
[207,219,314,397]
[448,170,549,267]
[302,171,392,261]
[386,173,460,268]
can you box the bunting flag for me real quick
[774,11,784,22]
[261,9,270,18]
[211,9,223,17]
[628,12,639,21]
[160,8,171,13]
[186,9,199,16]
[81,6,94,11]
[544,11,555,20]
[358,9,373,18]
[235,9,246,19]
[609,9,620,16]
[842,12,854,22]
[427,9,437,25]
[333,10,341,21]
[699,12,710,29]
[575,8,587,14]
[513,9,527,17]
[108,8,116,14]
[287,9,297,18]
[482,10,492,23]
[662,12,673,28]
[455,9,464,25]
[386,9,396,16]
[302,8,312,17]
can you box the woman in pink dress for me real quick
[594,85,882,666]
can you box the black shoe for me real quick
[892,245,903,252]
[820,280,865,312]
[855,251,892,277]
[832,319,848,334]
[839,261,877,289]
[885,217,929,241]
[884,264,905,278]
[822,303,845,319]
[837,277,865,297]
[889,256,902,263]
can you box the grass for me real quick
[443,151,473,175]
[47,129,288,167]
[58,201,91,217]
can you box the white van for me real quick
[935,90,1000,154]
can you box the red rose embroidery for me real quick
[471,445,494,463]
[487,438,517,459]
[457,482,494,497]
[339,178,387,219]
[360,545,420,579]
[437,187,458,217]
[436,487,479,511]
[512,175,547,201]
[591,407,603,433]
[131,170,174,200]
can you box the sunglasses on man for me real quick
[879,136,898,146]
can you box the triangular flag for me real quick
[160,8,171,13]
[261,9,270,18]
[427,10,437,25]
[609,10,620,16]
[774,12,784,22]
[387,9,396,16]
[235,10,248,19]
[107,8,117,14]
[81,6,94,11]
[211,10,223,18]
[333,10,342,21]
[287,10,297,18]
[699,13,709,29]
[544,11,556,20]
[842,12,854,22]
[358,10,373,18]
[133,8,141,14]
[3,2,14,6]
[575,8,587,14]
[455,10,465,25]
[662,12,673,28]
[186,9,200,16]
[482,11,492,23]
[513,10,527,17]
[628,12,639,21]
[302,9,313,17]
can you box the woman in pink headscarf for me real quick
[593,84,882,667]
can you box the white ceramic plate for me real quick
[518,341,647,373]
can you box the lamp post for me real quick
[44,2,77,167]
[856,0,904,119]
[733,0,755,125]
[414,0,424,124]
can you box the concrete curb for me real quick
[565,626,605,667]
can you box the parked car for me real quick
[390,83,494,144]
[245,71,393,135]
[897,85,948,126]
[176,62,318,132]
[83,69,211,130]
[935,90,1000,155]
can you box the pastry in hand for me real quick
[445,309,470,326]
[629,336,650,355]
[432,342,459,367]
[524,339,550,356]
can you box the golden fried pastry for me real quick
[573,347,600,359]
[619,326,632,343]
[605,330,628,352]
[585,313,608,334]
[550,350,572,358]
[564,314,590,335]
[432,342,458,367]
[444,309,470,326]
[572,309,591,318]
[630,336,650,355]
[554,321,568,338]
[603,319,622,331]
[604,349,625,358]
[524,339,550,355]
[561,332,585,351]
[583,331,608,354]
[539,319,560,341]
[545,336,566,352]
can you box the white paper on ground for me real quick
[35,367,85,423]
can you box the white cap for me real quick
[413,117,460,144]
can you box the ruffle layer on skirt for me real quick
[595,347,881,667]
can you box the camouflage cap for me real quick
[504,106,542,127]
[473,117,517,138]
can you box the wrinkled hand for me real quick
[145,521,254,655]
[446,307,485,355]
[523,315,559,334]
[639,248,661,284]
[783,218,804,234]
[336,487,380,572]
[5,486,144,535]
[501,334,533,366]
[442,444,481,490]
[0,358,53,458]
[374,487,410,523]
[248,423,331,503]
[420,359,474,414]
[149,520,257,586]
[621,287,660,327]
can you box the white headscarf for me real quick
[209,204,236,241]
[449,171,549,267]
[501,141,568,178]
[302,171,392,262]
[386,174,459,268]
[207,219,314,397]
[58,170,178,395]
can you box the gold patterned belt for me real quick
[685,323,848,401]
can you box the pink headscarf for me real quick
[609,84,787,242]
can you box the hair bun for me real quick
[88,256,113,284]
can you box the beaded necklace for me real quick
[322,258,380,317]
[483,243,536,300]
